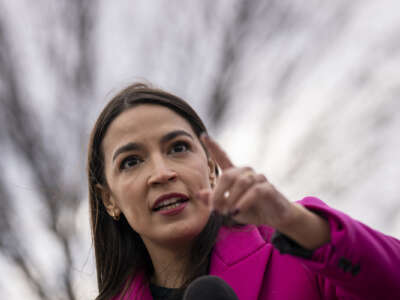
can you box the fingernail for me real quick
[230,208,240,216]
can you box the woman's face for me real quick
[101,104,214,248]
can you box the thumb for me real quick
[195,189,212,207]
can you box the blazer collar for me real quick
[209,225,273,300]
[125,225,273,300]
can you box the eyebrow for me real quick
[112,142,142,162]
[112,129,194,162]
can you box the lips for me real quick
[152,193,189,211]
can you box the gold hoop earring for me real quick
[210,176,216,189]
[111,210,120,221]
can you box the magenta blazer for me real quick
[114,197,400,299]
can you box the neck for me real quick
[145,241,193,288]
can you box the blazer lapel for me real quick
[209,225,273,300]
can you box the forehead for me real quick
[102,104,195,153]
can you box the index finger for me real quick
[201,134,234,170]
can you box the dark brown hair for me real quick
[87,83,224,299]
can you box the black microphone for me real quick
[183,275,239,300]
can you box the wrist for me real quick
[275,203,331,250]
[273,202,304,233]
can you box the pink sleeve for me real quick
[298,197,400,299]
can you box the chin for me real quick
[161,217,209,245]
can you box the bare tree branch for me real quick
[205,0,258,128]
[0,1,98,299]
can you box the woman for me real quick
[87,83,400,300]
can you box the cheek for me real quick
[120,199,149,234]
[196,158,213,185]
[180,158,211,187]
[115,179,147,219]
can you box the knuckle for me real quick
[220,173,232,184]
[257,174,268,182]
[238,175,251,187]
[253,184,264,196]
[264,184,275,197]
[244,166,253,171]
[223,170,236,182]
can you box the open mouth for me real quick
[153,197,189,212]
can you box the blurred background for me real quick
[1,0,400,299]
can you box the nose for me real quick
[147,157,177,186]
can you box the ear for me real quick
[96,184,120,217]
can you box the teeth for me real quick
[155,197,185,209]
[159,202,182,211]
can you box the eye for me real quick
[120,155,142,170]
[169,141,190,154]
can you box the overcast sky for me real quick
[1,1,400,299]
